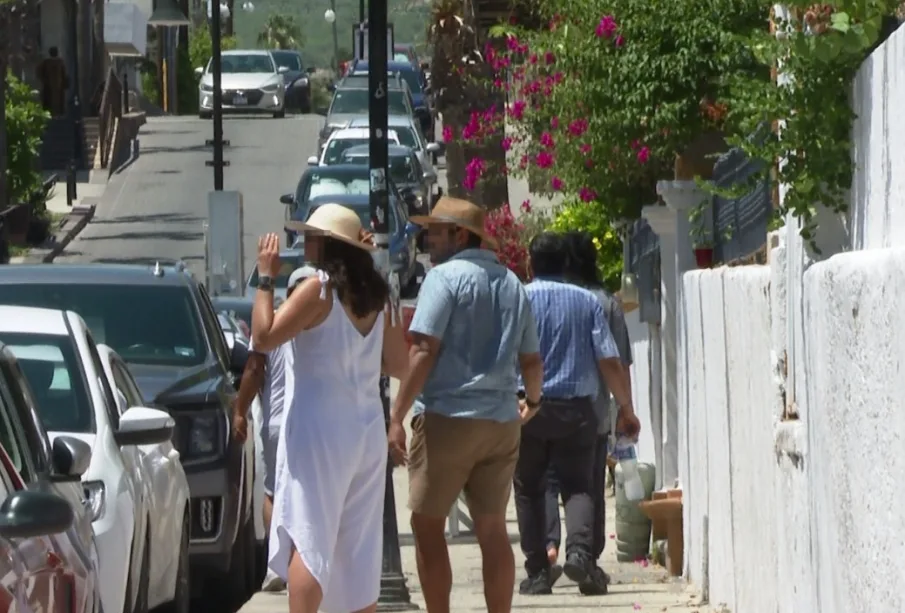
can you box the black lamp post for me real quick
[368,0,417,608]
[204,0,229,190]
[67,0,82,198]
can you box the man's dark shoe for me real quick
[549,564,563,587]
[578,566,609,595]
[519,569,554,595]
[562,552,591,584]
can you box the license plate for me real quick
[233,95,247,105]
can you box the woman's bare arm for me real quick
[382,304,410,379]
[252,276,328,351]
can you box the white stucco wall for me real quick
[674,23,905,613]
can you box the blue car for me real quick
[346,59,434,141]
[282,180,420,294]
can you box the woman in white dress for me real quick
[251,204,409,613]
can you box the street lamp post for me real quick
[368,0,416,608]
[324,6,340,75]
[205,0,229,190]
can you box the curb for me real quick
[20,204,97,264]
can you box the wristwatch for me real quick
[258,275,275,292]
[525,395,544,410]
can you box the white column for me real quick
[644,180,708,490]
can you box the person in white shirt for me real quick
[232,265,317,591]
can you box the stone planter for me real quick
[638,495,683,576]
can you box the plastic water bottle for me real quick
[614,435,645,501]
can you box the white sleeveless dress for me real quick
[268,285,388,613]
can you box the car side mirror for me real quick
[194,66,204,76]
[307,156,319,166]
[280,193,294,205]
[50,436,91,482]
[278,65,290,74]
[306,66,317,75]
[0,490,74,540]
[426,142,442,154]
[114,407,175,447]
[229,340,249,375]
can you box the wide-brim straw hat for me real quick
[285,203,375,251]
[410,196,499,250]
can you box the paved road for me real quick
[57,114,323,276]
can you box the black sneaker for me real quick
[578,566,609,595]
[549,564,563,587]
[562,552,591,584]
[519,569,554,595]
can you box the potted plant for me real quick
[688,201,714,269]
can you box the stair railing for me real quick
[97,69,123,169]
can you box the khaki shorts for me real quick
[408,412,520,518]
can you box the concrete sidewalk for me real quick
[242,408,712,613]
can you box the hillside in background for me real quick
[233,0,432,69]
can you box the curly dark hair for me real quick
[321,237,389,318]
[564,230,603,288]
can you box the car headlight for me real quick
[83,481,106,522]
[261,81,281,93]
[173,410,225,463]
[292,77,309,88]
[200,82,213,92]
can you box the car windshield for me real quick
[217,54,274,74]
[0,285,207,367]
[393,52,410,63]
[299,168,372,202]
[248,254,307,288]
[330,88,409,115]
[0,333,93,433]
[323,138,371,165]
[389,155,417,183]
[393,125,420,150]
[309,202,398,232]
[271,51,302,71]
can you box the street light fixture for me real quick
[148,0,190,26]
[324,8,336,22]
[242,1,254,12]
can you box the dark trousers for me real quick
[545,434,609,561]
[513,397,597,575]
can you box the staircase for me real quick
[39,116,101,173]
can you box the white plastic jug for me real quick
[614,436,645,502]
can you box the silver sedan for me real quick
[196,49,288,119]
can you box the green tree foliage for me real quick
[189,25,239,71]
[257,13,303,49]
[5,71,49,205]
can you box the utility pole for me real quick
[205,0,228,190]
[369,0,416,608]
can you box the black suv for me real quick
[0,262,259,607]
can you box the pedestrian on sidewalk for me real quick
[388,196,545,613]
[251,205,410,613]
[514,232,639,596]
[232,265,317,593]
[543,231,634,592]
[36,47,68,116]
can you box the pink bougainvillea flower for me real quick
[540,132,555,149]
[579,187,597,202]
[493,78,503,89]
[519,154,529,169]
[595,15,618,38]
[529,53,538,65]
[535,151,554,169]
[631,139,641,150]
[544,51,556,65]
[568,119,588,137]
[501,136,513,151]
[553,71,564,84]
[615,34,626,48]
[506,35,519,51]
[633,605,641,611]
[580,143,592,155]
[463,157,486,191]
[637,146,651,164]
[585,158,595,169]
[518,43,529,54]
[442,125,454,143]
[509,100,526,120]
[551,176,564,191]
[550,116,560,130]
[521,199,532,213]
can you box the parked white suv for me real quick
[0,306,177,613]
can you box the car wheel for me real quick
[273,109,286,119]
[159,514,190,613]
[300,99,311,114]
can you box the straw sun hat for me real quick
[409,196,499,250]
[285,203,375,251]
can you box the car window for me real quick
[0,333,94,434]
[248,254,308,289]
[330,88,409,115]
[300,169,372,202]
[389,155,417,184]
[84,331,119,430]
[0,367,42,483]
[398,69,422,94]
[324,138,371,165]
[111,359,144,412]
[271,51,302,71]
[393,52,410,63]
[394,126,420,151]
[0,284,208,367]
[0,359,51,475]
[196,284,231,371]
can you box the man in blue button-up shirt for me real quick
[514,232,639,596]
[388,197,545,613]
